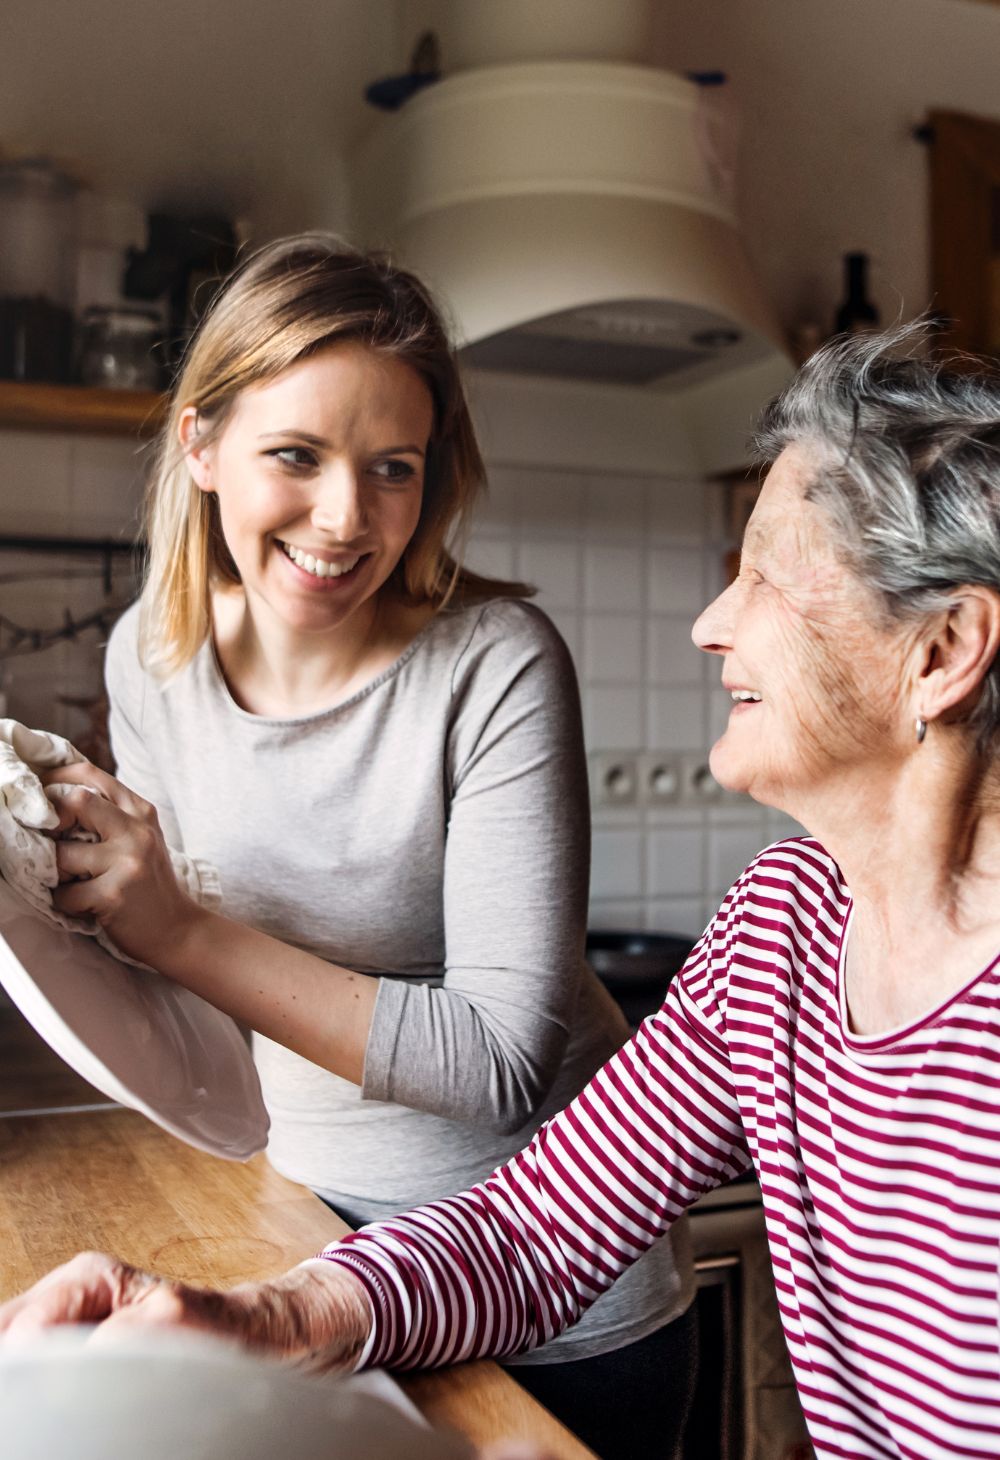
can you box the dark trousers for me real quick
[502,1303,699,1460]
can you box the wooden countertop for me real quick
[0,1107,596,1458]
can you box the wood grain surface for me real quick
[0,381,165,436]
[0,1108,596,1458]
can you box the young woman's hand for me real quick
[39,762,202,967]
[0,1252,372,1372]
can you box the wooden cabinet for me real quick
[927,109,1000,361]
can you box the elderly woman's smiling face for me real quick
[693,444,916,815]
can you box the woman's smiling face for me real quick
[183,342,434,640]
[692,444,914,815]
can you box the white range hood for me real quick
[353,1,792,470]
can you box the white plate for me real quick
[0,1327,474,1460]
[0,883,268,1160]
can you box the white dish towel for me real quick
[0,718,220,965]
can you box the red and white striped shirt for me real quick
[321,839,1000,1459]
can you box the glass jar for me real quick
[78,305,162,390]
[0,159,78,382]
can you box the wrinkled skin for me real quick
[693,443,917,820]
[0,1251,371,1371]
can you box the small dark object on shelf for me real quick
[366,30,441,111]
[834,252,879,336]
[123,214,238,378]
[0,297,75,384]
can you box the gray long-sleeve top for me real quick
[105,596,691,1361]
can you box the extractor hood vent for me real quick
[463,300,770,386]
[353,1,790,418]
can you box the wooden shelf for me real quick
[0,380,167,436]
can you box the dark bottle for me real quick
[834,252,879,335]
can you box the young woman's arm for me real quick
[47,603,590,1118]
[47,772,379,1084]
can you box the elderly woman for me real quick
[4,326,1000,1460]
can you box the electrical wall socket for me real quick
[591,749,746,809]
[677,751,741,806]
[589,750,639,808]
[637,751,682,805]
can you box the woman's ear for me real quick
[915,588,1000,723]
[178,406,214,494]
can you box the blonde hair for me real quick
[140,233,530,674]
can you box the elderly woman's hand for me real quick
[0,1252,372,1371]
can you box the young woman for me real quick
[36,236,695,1457]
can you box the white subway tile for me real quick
[704,480,731,544]
[518,538,581,608]
[587,899,646,932]
[592,803,644,831]
[647,546,705,615]
[70,437,148,537]
[463,534,516,581]
[475,466,521,533]
[703,895,726,929]
[708,823,774,897]
[0,431,73,533]
[648,826,706,897]
[706,799,767,826]
[648,480,706,543]
[646,897,708,938]
[644,804,704,829]
[583,614,642,684]
[583,543,643,612]
[647,614,704,686]
[645,687,706,750]
[590,829,644,900]
[583,475,647,541]
[583,685,642,749]
[515,470,584,535]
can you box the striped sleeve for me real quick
[316,911,752,1370]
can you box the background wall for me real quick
[0,366,801,937]
[650,0,1000,337]
[5,0,1000,326]
[0,0,392,235]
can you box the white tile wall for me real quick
[582,614,642,684]
[0,427,799,937]
[0,429,142,738]
[468,459,786,936]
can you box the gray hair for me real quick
[754,324,1000,753]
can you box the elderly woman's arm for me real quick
[0,924,749,1366]
[321,951,751,1370]
[0,1251,372,1370]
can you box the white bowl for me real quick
[0,882,268,1159]
[0,1327,472,1460]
